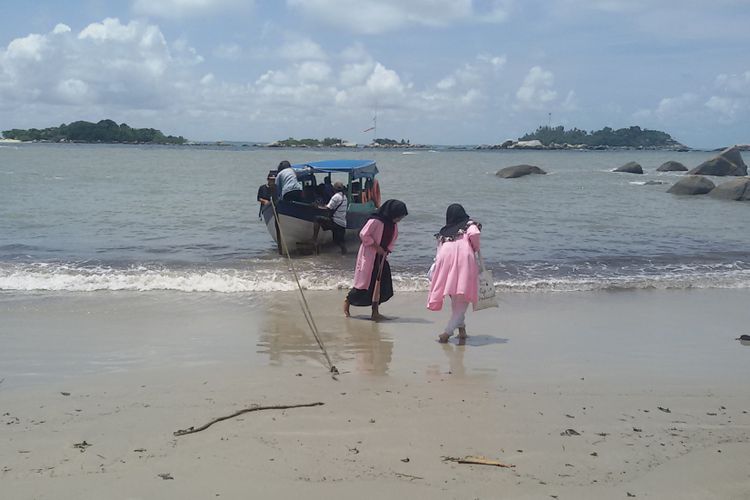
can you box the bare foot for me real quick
[458,327,467,339]
[438,333,451,343]
[343,299,350,317]
[371,312,388,322]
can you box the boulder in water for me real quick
[613,161,643,174]
[708,178,750,201]
[667,175,715,195]
[688,146,747,176]
[656,161,688,172]
[496,164,547,178]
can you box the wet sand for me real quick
[1,288,750,499]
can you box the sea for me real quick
[1,143,750,295]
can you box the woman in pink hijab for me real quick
[427,204,481,343]
[344,200,408,321]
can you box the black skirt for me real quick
[347,255,393,307]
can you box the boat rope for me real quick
[269,198,339,379]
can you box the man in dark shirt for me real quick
[257,172,276,217]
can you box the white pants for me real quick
[444,295,469,335]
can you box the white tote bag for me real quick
[474,250,498,311]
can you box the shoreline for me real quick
[2,288,749,498]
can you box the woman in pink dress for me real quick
[344,199,408,321]
[427,204,481,343]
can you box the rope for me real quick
[270,198,339,378]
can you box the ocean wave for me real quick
[1,262,750,294]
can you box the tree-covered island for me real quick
[2,119,186,144]
[268,137,416,148]
[485,125,688,150]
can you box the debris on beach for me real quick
[60,392,70,396]
[657,406,671,413]
[158,473,174,480]
[73,441,91,452]
[394,472,422,480]
[561,429,580,436]
[173,402,325,436]
[442,455,515,468]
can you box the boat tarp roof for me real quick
[292,159,378,178]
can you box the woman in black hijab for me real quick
[427,203,482,342]
[345,200,408,321]
[438,203,472,241]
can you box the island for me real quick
[480,125,688,151]
[267,137,420,148]
[1,119,186,145]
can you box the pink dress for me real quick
[427,224,480,311]
[353,219,399,289]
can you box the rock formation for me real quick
[688,146,747,176]
[613,162,643,174]
[667,176,716,195]
[496,165,547,178]
[656,161,688,172]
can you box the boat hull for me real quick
[261,201,372,253]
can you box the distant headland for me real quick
[266,137,417,148]
[1,119,186,145]
[1,121,718,151]
[478,125,689,151]
[264,126,689,151]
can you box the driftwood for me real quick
[174,402,325,436]
[443,455,515,468]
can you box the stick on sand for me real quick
[443,455,515,468]
[174,402,325,436]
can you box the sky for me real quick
[0,1,748,148]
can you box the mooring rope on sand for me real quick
[270,198,339,378]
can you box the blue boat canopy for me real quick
[292,159,378,179]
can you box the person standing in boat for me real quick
[275,160,303,202]
[427,204,481,343]
[344,200,408,321]
[311,181,348,254]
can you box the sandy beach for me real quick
[2,288,750,499]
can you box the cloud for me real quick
[515,66,557,110]
[5,33,48,62]
[633,71,750,130]
[132,0,250,19]
[554,0,750,41]
[278,38,327,61]
[52,24,71,35]
[213,43,242,60]
[705,96,741,120]
[0,18,534,143]
[654,93,698,119]
[434,53,505,91]
[714,71,750,97]
[474,0,513,23]
[0,18,201,111]
[286,0,508,34]
[704,71,750,121]
[561,90,577,111]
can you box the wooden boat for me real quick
[261,159,381,253]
